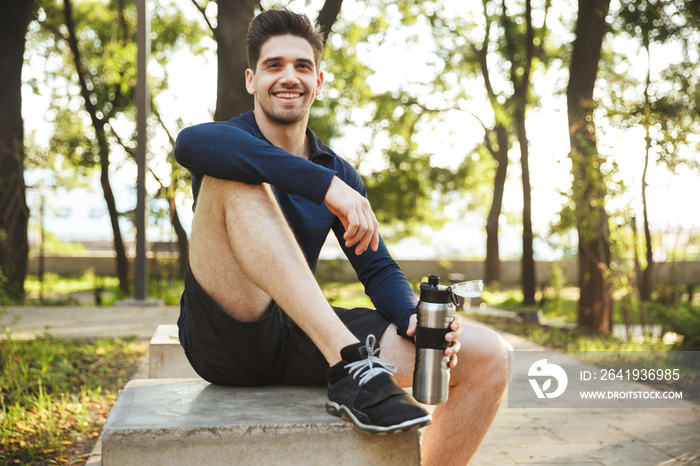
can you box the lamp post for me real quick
[135,0,149,300]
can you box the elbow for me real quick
[174,126,198,167]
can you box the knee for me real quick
[455,326,512,393]
[198,177,276,212]
[201,177,271,200]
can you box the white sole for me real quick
[325,401,433,434]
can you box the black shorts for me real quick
[178,264,392,387]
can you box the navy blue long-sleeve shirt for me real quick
[174,110,416,338]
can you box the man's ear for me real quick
[315,70,325,96]
[245,68,255,95]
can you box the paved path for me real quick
[477,329,700,465]
[1,304,181,340]
[3,305,699,465]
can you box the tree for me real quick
[319,5,473,240]
[412,0,551,293]
[36,0,207,293]
[62,0,130,295]
[509,0,541,305]
[0,0,35,302]
[610,0,700,302]
[566,0,613,333]
[111,104,192,278]
[360,92,471,239]
[189,0,257,121]
[190,0,343,122]
[410,0,513,283]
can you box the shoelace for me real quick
[345,334,397,386]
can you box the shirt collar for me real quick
[241,110,333,162]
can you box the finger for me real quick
[355,209,375,254]
[406,314,418,336]
[449,353,458,369]
[354,217,371,254]
[370,211,380,251]
[445,330,461,344]
[448,326,463,341]
[359,206,376,253]
[451,315,462,331]
[346,207,368,248]
[449,316,464,340]
[343,208,360,245]
[448,339,461,356]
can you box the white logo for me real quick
[528,359,568,399]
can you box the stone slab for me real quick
[148,324,199,379]
[101,378,422,466]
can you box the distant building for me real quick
[25,169,184,252]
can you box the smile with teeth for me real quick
[275,91,303,99]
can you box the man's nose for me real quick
[279,64,298,84]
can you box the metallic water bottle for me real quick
[412,275,456,405]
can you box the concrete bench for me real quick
[148,324,199,379]
[101,379,422,465]
[101,325,423,465]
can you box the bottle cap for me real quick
[419,275,452,303]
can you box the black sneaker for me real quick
[326,335,432,434]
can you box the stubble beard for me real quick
[261,105,308,126]
[259,88,312,126]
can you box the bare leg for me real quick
[379,322,511,466]
[189,176,357,365]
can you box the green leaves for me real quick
[311,7,479,240]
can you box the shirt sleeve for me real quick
[331,162,417,338]
[174,121,336,204]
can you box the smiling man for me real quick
[174,9,510,465]
[247,35,319,126]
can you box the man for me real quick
[175,9,510,465]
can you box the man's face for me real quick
[246,34,324,127]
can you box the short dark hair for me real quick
[246,9,325,70]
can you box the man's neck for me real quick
[253,110,310,159]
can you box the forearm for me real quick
[364,264,417,338]
[175,122,335,203]
[337,226,416,337]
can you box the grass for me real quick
[0,334,147,465]
[23,271,184,306]
[320,279,425,310]
[480,285,668,327]
[24,273,121,306]
[469,313,671,352]
[321,281,373,309]
[320,281,636,350]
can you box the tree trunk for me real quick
[566,0,613,333]
[640,40,654,302]
[518,0,536,305]
[213,0,344,121]
[641,145,653,301]
[214,0,257,121]
[518,113,536,304]
[169,195,188,278]
[485,124,508,285]
[317,0,343,43]
[64,0,130,295]
[0,0,34,302]
[98,137,130,296]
